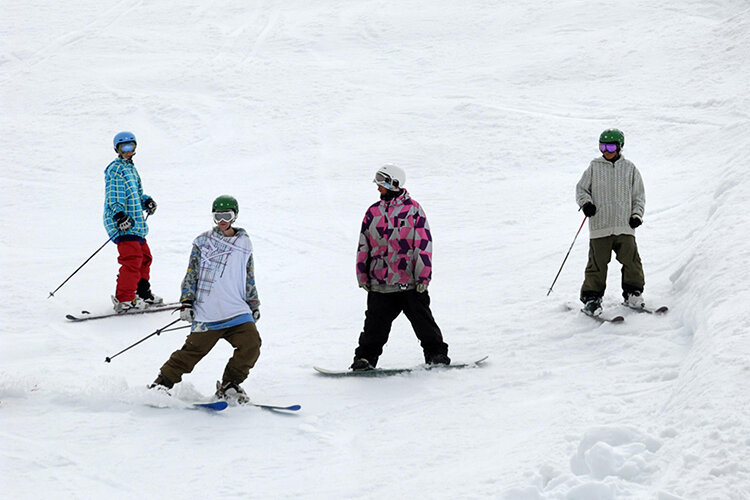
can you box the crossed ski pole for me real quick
[104,318,186,363]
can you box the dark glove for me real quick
[144,198,157,216]
[113,211,134,231]
[252,309,261,321]
[582,202,597,217]
[179,301,195,322]
[629,216,642,228]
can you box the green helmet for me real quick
[599,128,625,147]
[212,195,239,213]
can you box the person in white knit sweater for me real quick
[576,128,647,317]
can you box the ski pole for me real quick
[48,233,117,298]
[49,214,149,298]
[104,318,182,363]
[547,215,587,296]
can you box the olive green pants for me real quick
[158,321,261,386]
[580,234,645,301]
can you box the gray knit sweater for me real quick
[576,155,645,239]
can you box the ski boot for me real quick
[582,297,603,317]
[623,291,646,310]
[216,380,250,405]
[137,279,164,306]
[112,296,146,313]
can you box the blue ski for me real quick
[193,401,228,411]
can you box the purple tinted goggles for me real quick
[599,143,619,153]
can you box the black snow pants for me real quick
[354,290,449,366]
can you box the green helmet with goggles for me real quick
[599,128,624,148]
[212,195,239,213]
[212,195,239,224]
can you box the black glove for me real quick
[252,309,261,321]
[179,301,195,322]
[629,216,642,228]
[582,203,597,217]
[144,198,157,216]
[113,211,134,231]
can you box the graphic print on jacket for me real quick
[356,189,432,292]
[181,227,259,323]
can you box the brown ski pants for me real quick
[580,234,645,301]
[158,321,261,386]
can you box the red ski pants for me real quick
[115,240,152,302]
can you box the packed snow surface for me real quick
[2,1,749,499]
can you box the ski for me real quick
[582,310,625,323]
[248,403,301,412]
[565,302,624,323]
[66,302,180,322]
[193,401,228,411]
[313,356,488,377]
[624,304,669,314]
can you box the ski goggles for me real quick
[118,142,136,153]
[212,210,236,224]
[374,171,398,189]
[599,143,619,153]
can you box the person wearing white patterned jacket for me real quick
[576,128,647,317]
[149,195,261,404]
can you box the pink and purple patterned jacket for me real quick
[356,189,433,293]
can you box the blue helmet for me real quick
[113,131,137,152]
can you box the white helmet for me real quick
[373,164,406,191]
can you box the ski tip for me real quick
[611,316,625,323]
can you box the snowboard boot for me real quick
[112,295,147,313]
[215,380,250,405]
[582,297,603,317]
[623,291,646,310]
[137,279,164,306]
[350,358,374,371]
[426,353,451,366]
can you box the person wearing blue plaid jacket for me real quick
[103,131,161,312]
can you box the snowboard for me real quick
[66,302,180,322]
[313,356,489,377]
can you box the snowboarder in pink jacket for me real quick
[351,164,450,371]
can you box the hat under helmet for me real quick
[599,128,624,148]
[373,164,406,192]
[212,195,239,213]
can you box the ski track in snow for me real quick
[2,1,749,499]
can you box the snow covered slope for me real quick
[1,1,748,499]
